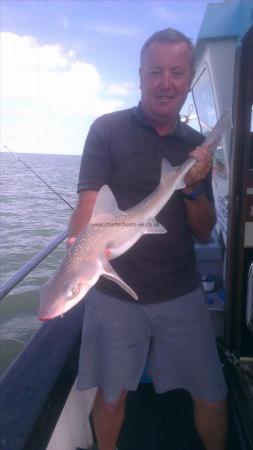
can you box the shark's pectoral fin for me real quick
[102,261,138,301]
[143,219,167,235]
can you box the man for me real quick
[67,28,227,450]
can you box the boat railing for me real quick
[0,229,68,301]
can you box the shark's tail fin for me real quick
[159,111,233,193]
[204,110,233,155]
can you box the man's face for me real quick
[139,41,193,124]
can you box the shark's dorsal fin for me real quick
[160,158,187,190]
[102,260,138,301]
[160,159,182,188]
[90,185,125,223]
[160,158,175,178]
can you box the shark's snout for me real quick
[38,316,50,322]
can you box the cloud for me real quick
[149,1,203,30]
[106,82,136,96]
[151,4,180,23]
[84,22,139,38]
[0,32,135,154]
[1,32,107,116]
[60,16,69,31]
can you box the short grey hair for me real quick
[140,28,195,69]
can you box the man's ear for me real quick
[139,67,143,89]
[189,69,195,90]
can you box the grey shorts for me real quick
[77,287,227,404]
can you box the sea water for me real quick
[0,152,81,375]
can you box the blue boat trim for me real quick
[197,0,253,46]
[0,301,84,450]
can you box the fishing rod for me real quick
[2,145,74,210]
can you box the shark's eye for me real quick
[66,283,80,300]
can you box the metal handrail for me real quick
[0,229,68,301]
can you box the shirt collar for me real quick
[132,102,187,139]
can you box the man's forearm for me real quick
[67,207,91,238]
[184,195,216,241]
[182,145,216,241]
[67,190,98,247]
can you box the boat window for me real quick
[192,68,226,176]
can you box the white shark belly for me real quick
[106,226,144,259]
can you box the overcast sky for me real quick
[1,0,222,155]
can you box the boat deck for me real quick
[118,383,204,450]
[86,382,240,450]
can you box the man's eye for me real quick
[172,71,184,78]
[150,70,161,76]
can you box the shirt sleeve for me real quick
[77,117,112,193]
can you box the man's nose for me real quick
[160,72,173,90]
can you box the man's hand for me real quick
[66,190,98,251]
[181,145,216,241]
[183,146,212,192]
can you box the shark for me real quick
[38,111,232,320]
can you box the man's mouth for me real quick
[156,95,174,103]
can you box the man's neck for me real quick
[139,103,178,136]
[155,120,177,136]
[147,116,177,136]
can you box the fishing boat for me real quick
[1,1,253,449]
